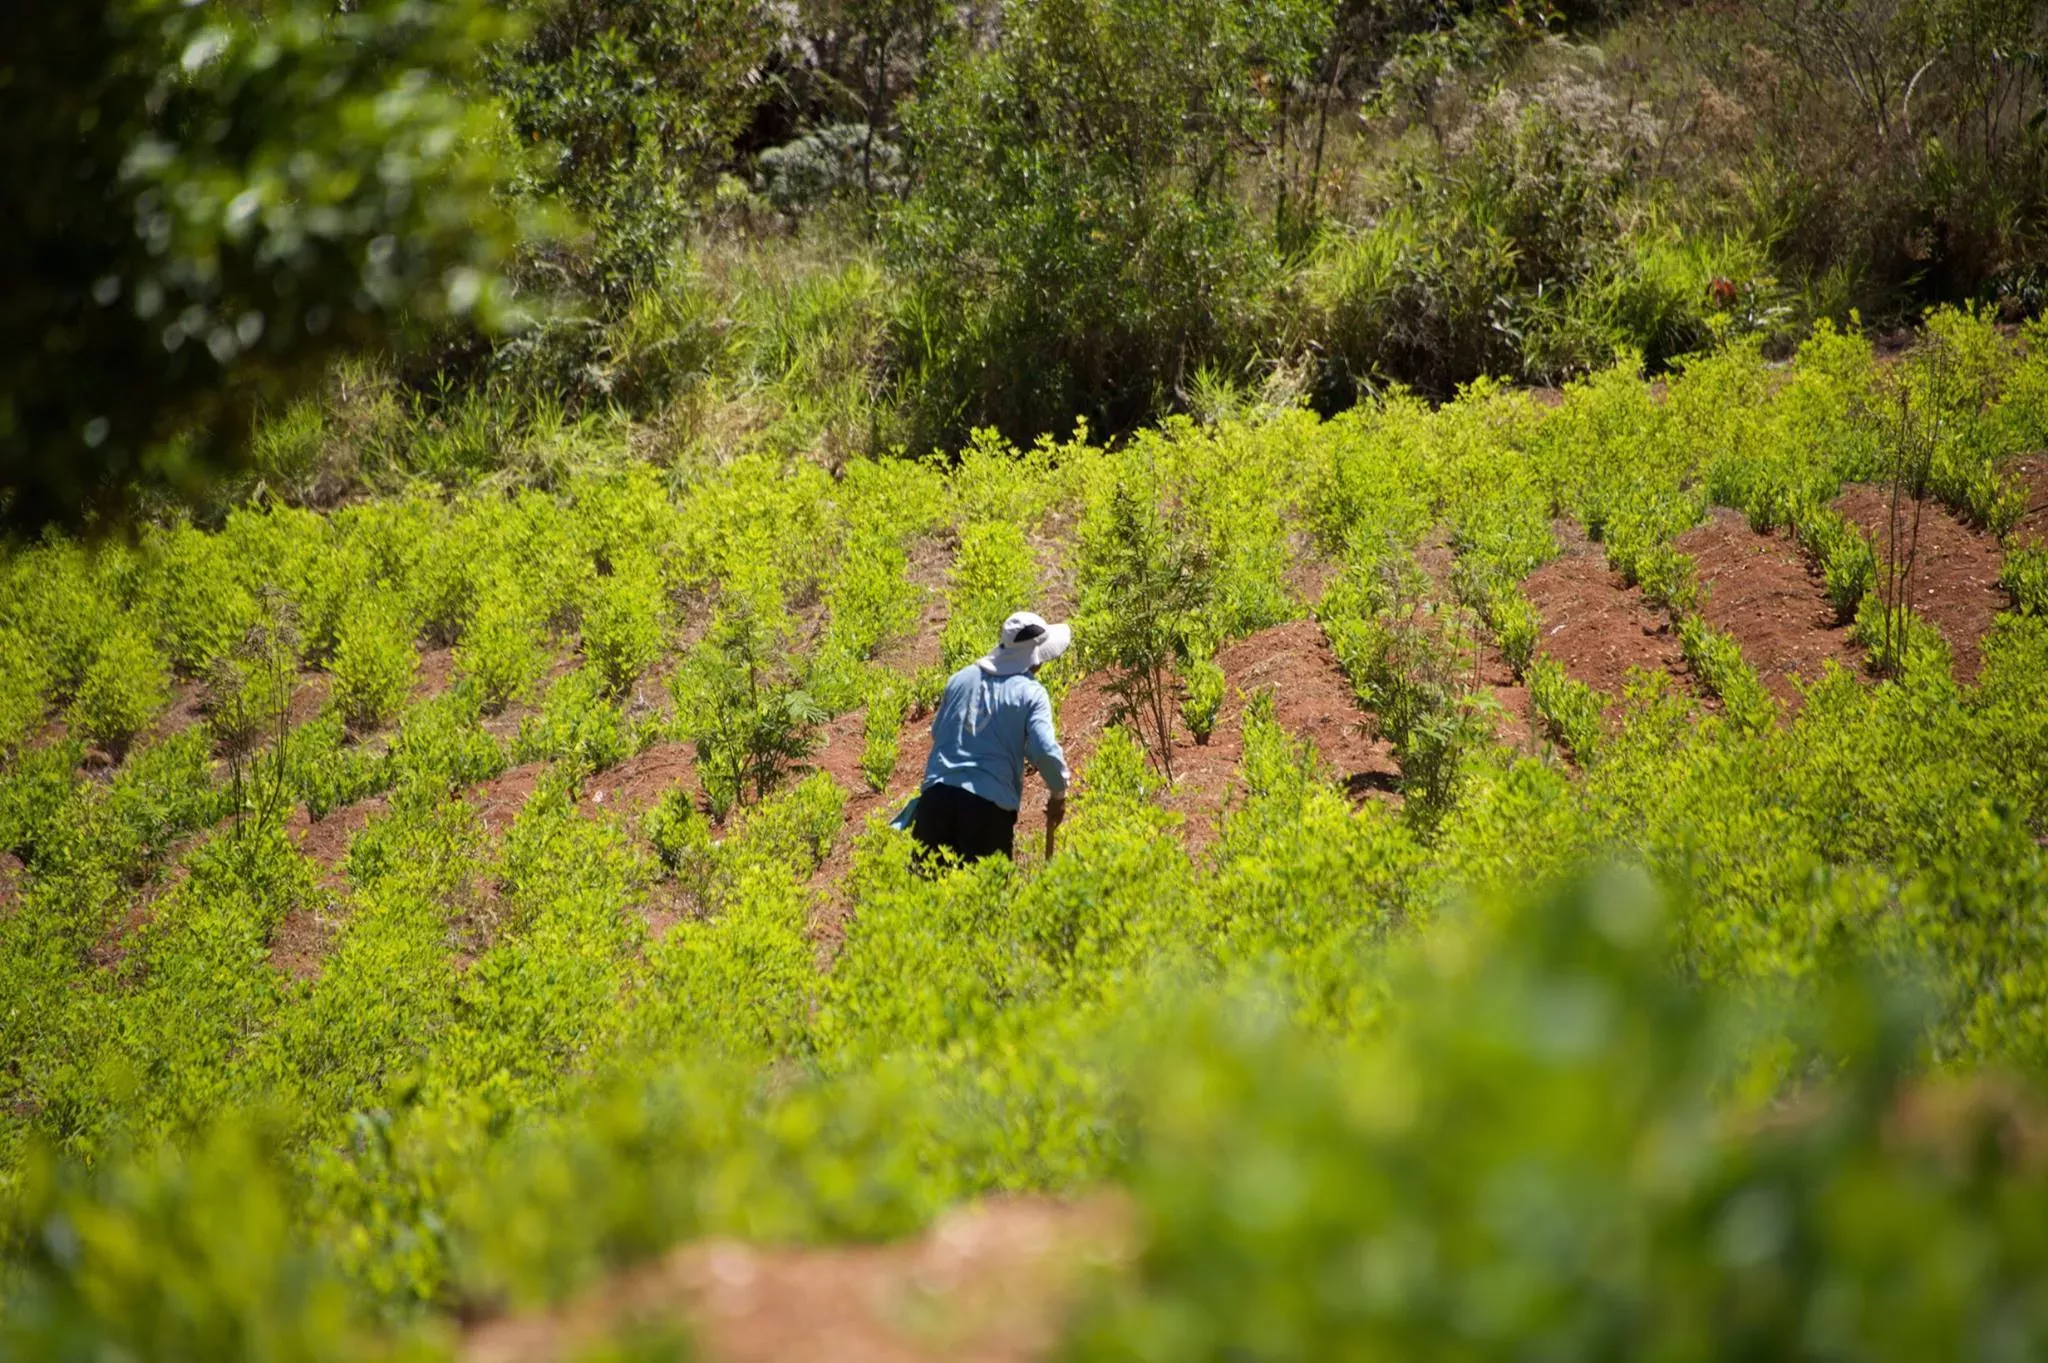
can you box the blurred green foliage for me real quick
[0,0,530,528]
[1066,873,2048,1363]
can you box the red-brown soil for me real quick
[1472,641,1540,754]
[1003,619,1398,866]
[1211,618,1404,805]
[462,1195,1132,1363]
[583,742,700,822]
[287,797,389,886]
[469,762,548,839]
[1676,509,1863,710]
[268,899,340,983]
[288,673,333,728]
[277,765,525,955]
[144,668,333,754]
[145,680,209,747]
[1834,486,2006,683]
[412,647,458,704]
[1283,532,1342,608]
[805,708,933,838]
[1523,534,1694,699]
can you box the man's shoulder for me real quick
[998,673,1052,706]
[946,663,1049,706]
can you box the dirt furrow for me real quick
[1677,508,1861,710]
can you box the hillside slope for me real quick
[6,313,2048,1360]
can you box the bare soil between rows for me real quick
[1834,485,2007,683]
[1676,509,1861,710]
[463,1195,1131,1363]
[1522,546,1697,702]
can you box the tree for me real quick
[784,0,957,218]
[0,0,530,531]
[892,0,1334,447]
[491,0,778,300]
[1090,482,1214,783]
[671,590,826,818]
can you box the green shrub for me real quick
[0,738,84,865]
[894,0,1301,444]
[67,625,171,756]
[457,582,553,714]
[581,557,670,696]
[1619,541,1700,614]
[1308,77,1693,398]
[284,708,390,822]
[247,395,328,492]
[515,668,636,776]
[860,680,910,794]
[1302,400,1438,561]
[4,543,119,695]
[812,532,922,713]
[0,628,52,756]
[138,525,262,674]
[1527,657,1607,764]
[726,771,845,877]
[406,528,479,650]
[1486,589,1539,680]
[329,593,417,733]
[908,664,949,718]
[1321,553,1485,820]
[671,595,823,819]
[1083,484,1214,780]
[200,603,301,766]
[1852,592,1949,680]
[941,522,1040,672]
[1799,507,1877,625]
[388,684,506,797]
[1678,616,1778,735]
[491,0,774,301]
[643,785,713,882]
[1064,875,2048,1363]
[2002,546,2048,616]
[0,1125,403,1363]
[1180,655,1227,745]
[104,728,235,865]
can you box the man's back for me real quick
[921,662,1069,812]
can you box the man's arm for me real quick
[1044,791,1065,860]
[1023,689,1070,858]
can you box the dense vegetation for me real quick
[6,0,2048,1358]
[4,306,2048,1356]
[11,0,2047,518]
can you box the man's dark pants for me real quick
[910,781,1017,866]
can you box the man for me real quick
[910,611,1072,866]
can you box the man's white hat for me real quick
[979,611,1072,677]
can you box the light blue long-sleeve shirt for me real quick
[920,663,1070,811]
